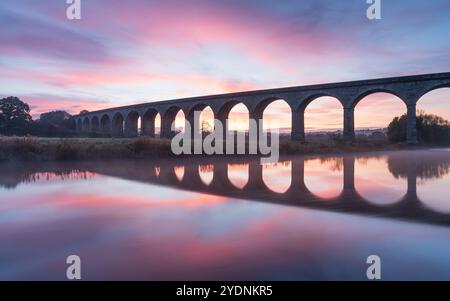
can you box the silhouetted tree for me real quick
[387,112,450,145]
[0,96,32,135]
[79,110,89,115]
[29,110,76,137]
[40,110,72,125]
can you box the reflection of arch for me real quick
[91,116,100,133]
[227,163,249,189]
[198,164,214,186]
[125,111,140,137]
[174,166,185,181]
[304,158,343,199]
[82,117,90,132]
[262,161,292,193]
[142,108,159,137]
[112,113,124,137]
[100,114,111,135]
[354,157,406,206]
[417,172,450,214]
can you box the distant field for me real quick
[0,136,400,162]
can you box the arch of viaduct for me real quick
[74,72,450,144]
[85,156,450,226]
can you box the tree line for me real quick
[0,96,78,137]
[387,111,450,145]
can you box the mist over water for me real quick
[1,149,450,280]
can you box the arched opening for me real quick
[227,163,249,189]
[142,108,159,137]
[304,157,343,199]
[216,102,250,149]
[76,119,82,132]
[100,114,111,135]
[227,103,250,133]
[417,88,450,120]
[200,106,214,136]
[354,92,406,139]
[155,113,161,137]
[112,113,124,137]
[186,104,213,137]
[355,156,407,206]
[66,119,76,131]
[161,107,183,138]
[91,116,100,133]
[82,117,90,132]
[304,96,343,140]
[175,110,185,134]
[198,164,214,186]
[125,111,140,138]
[262,161,291,193]
[261,99,291,139]
[416,87,450,144]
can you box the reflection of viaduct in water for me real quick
[73,73,450,144]
[86,155,450,226]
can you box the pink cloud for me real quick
[23,95,109,117]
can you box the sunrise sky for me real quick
[1,0,450,131]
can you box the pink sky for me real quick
[1,0,450,130]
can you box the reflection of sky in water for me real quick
[1,150,450,280]
[355,157,407,206]
[174,166,184,181]
[304,158,343,199]
[418,172,450,214]
[262,161,291,193]
[199,165,214,186]
[228,164,249,189]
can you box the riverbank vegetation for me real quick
[0,136,402,163]
[388,111,450,145]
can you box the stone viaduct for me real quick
[73,72,450,144]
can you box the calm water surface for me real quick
[1,149,450,280]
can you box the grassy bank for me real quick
[0,136,404,162]
[0,137,172,162]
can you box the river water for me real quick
[1,149,450,280]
